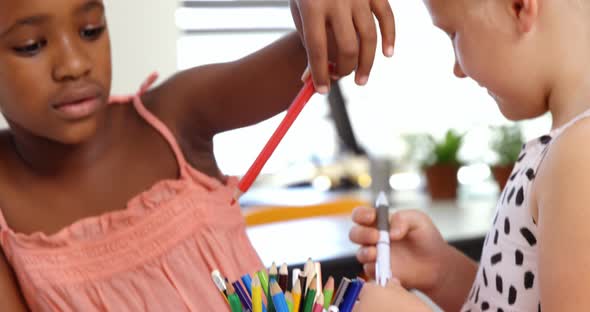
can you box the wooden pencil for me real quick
[227,282,245,312]
[303,275,318,312]
[323,276,335,308]
[252,275,263,312]
[271,280,290,312]
[285,291,294,312]
[279,263,289,292]
[292,278,302,312]
[312,293,324,312]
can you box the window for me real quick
[176,0,550,180]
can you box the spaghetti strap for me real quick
[111,73,189,178]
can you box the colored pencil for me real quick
[303,275,318,312]
[258,269,270,298]
[279,263,289,292]
[228,282,245,312]
[314,262,323,296]
[232,75,316,203]
[268,262,278,312]
[242,273,253,296]
[285,291,294,312]
[233,280,253,312]
[292,278,302,312]
[298,272,307,312]
[271,280,290,312]
[323,276,334,309]
[312,293,324,312]
[253,275,264,312]
[291,268,302,289]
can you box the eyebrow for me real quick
[0,0,104,38]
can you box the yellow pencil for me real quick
[253,275,263,312]
[292,279,302,312]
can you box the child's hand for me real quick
[289,0,395,92]
[352,280,433,312]
[349,208,451,292]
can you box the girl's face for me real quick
[0,0,112,144]
[424,0,551,121]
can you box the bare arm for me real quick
[0,249,29,311]
[536,120,590,311]
[423,245,478,312]
[148,32,307,140]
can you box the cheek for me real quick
[0,58,52,120]
[93,35,112,92]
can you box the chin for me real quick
[55,119,101,145]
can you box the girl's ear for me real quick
[510,0,539,33]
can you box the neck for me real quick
[8,110,118,179]
[546,67,590,130]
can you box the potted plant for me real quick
[489,124,523,190]
[404,130,464,200]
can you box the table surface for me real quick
[245,189,498,267]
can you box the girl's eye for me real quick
[13,39,47,56]
[81,25,105,40]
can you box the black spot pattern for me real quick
[504,218,510,235]
[524,271,535,289]
[491,253,502,265]
[515,250,524,266]
[496,275,503,294]
[521,227,537,246]
[462,133,551,311]
[507,187,516,204]
[515,187,525,206]
[526,168,536,180]
[508,286,517,305]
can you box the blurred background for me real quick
[81,0,550,205]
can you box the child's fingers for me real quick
[371,0,396,57]
[328,6,359,79]
[299,1,331,94]
[389,210,423,240]
[363,263,376,278]
[351,206,376,225]
[352,1,377,86]
[356,246,377,263]
[349,225,379,245]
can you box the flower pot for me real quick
[491,164,514,191]
[424,164,460,200]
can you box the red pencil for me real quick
[232,76,316,204]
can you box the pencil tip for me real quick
[376,191,389,207]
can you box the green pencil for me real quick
[303,275,317,312]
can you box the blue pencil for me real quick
[232,280,253,312]
[338,279,364,312]
[270,280,290,312]
[242,274,253,296]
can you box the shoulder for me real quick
[536,116,590,226]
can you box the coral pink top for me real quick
[0,74,263,311]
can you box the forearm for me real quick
[212,31,308,133]
[423,245,478,312]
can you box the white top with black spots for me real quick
[461,109,590,312]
